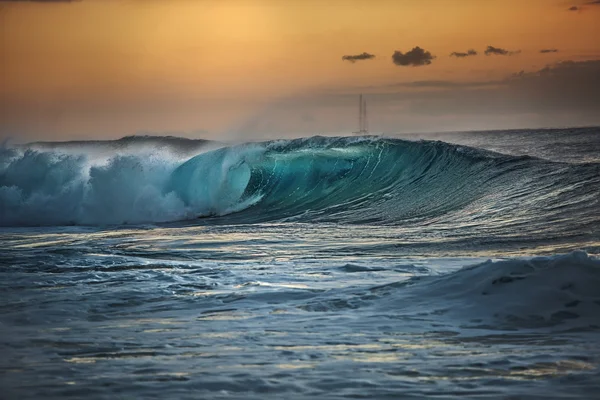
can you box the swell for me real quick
[169,136,600,231]
[379,251,600,331]
[1,136,599,233]
[300,251,600,331]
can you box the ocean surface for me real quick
[1,127,599,399]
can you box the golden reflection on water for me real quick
[505,360,595,379]
[413,359,597,382]
[336,352,411,363]
[276,363,317,370]
[192,332,244,339]
[64,357,97,364]
[197,312,252,321]
[141,328,180,333]
[273,343,383,352]
[379,338,450,350]
[14,239,72,249]
[190,290,230,297]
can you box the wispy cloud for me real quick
[342,52,376,63]
[540,49,559,53]
[392,47,435,67]
[567,1,600,12]
[450,49,478,58]
[484,46,520,56]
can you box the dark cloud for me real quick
[392,47,435,67]
[586,1,600,4]
[540,49,559,53]
[402,60,600,117]
[501,60,600,114]
[342,52,376,63]
[568,6,579,10]
[484,46,520,56]
[450,49,478,58]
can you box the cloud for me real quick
[484,45,520,56]
[501,60,600,113]
[392,47,435,67]
[342,52,376,63]
[540,49,559,53]
[405,60,600,116]
[450,49,478,58]
[568,1,600,11]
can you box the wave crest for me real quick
[1,136,598,227]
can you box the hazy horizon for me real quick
[11,124,600,147]
[1,0,600,142]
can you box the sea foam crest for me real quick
[0,147,191,226]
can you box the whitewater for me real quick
[1,127,599,399]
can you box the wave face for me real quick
[1,136,599,234]
[169,136,599,237]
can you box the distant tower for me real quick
[354,94,369,135]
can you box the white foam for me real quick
[0,147,195,226]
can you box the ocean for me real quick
[1,127,599,399]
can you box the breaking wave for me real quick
[1,136,598,229]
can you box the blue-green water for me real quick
[1,128,600,399]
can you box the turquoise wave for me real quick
[1,136,598,230]
[168,136,599,227]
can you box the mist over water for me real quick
[1,127,600,399]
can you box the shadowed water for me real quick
[1,127,599,399]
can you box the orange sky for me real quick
[1,0,600,141]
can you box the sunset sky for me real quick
[1,0,600,141]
